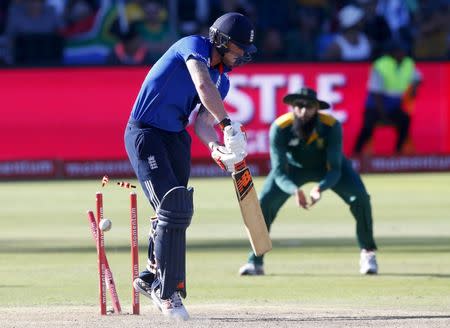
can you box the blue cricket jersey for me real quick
[130,35,231,132]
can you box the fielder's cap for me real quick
[338,5,364,29]
[211,12,257,54]
[283,87,330,109]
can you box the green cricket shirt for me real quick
[269,112,344,195]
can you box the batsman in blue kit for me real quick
[124,13,256,321]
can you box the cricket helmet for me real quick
[209,12,257,64]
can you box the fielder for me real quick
[239,87,379,276]
[124,13,256,321]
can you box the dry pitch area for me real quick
[1,305,450,328]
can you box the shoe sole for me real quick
[239,270,265,276]
[360,268,378,275]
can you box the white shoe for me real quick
[151,288,189,321]
[133,277,153,299]
[239,263,265,276]
[360,249,378,275]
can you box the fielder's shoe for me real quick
[133,277,153,299]
[239,263,265,276]
[359,249,378,275]
[151,288,189,321]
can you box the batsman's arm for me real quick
[186,59,228,122]
[188,59,246,155]
[194,105,220,148]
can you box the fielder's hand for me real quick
[309,185,321,207]
[295,186,321,209]
[295,189,309,209]
[223,122,247,157]
[209,142,245,173]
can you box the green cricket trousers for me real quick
[248,159,377,265]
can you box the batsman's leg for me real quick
[150,186,193,320]
[133,217,158,299]
[124,124,184,294]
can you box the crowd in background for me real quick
[0,0,449,66]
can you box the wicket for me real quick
[87,210,121,314]
[87,191,139,315]
[130,193,140,315]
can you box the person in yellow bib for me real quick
[353,39,422,155]
[239,87,378,276]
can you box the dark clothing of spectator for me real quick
[107,42,152,65]
[413,0,449,60]
[255,28,285,62]
[285,5,324,61]
[0,0,11,34]
[6,1,62,64]
[6,2,62,36]
[177,0,223,36]
[363,15,391,59]
[61,0,98,37]
[107,23,152,65]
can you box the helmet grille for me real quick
[209,27,231,50]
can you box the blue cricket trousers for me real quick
[124,119,191,211]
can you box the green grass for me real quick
[0,173,449,311]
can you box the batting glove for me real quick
[209,142,246,173]
[223,122,247,157]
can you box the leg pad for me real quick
[153,186,194,299]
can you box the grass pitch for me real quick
[0,173,449,326]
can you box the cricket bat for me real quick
[232,161,272,256]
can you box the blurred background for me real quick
[1,0,450,180]
[1,0,449,65]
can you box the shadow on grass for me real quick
[379,273,450,278]
[0,236,449,254]
[267,273,450,279]
[205,315,450,322]
[0,285,29,288]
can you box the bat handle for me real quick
[234,160,247,172]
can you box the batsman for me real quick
[239,87,379,276]
[124,13,256,321]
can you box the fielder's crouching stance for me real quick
[239,87,379,277]
[124,12,256,321]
